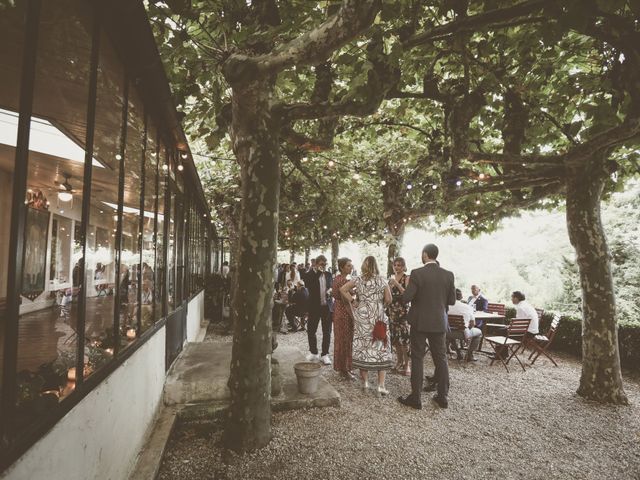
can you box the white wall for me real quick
[2,328,167,480]
[186,290,204,342]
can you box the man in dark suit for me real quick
[467,285,489,328]
[305,255,334,365]
[398,244,456,409]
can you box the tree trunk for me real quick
[565,157,628,405]
[223,77,280,451]
[304,246,310,265]
[330,236,339,273]
[386,225,405,277]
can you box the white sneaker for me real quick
[305,352,320,362]
[320,354,332,365]
[377,385,389,396]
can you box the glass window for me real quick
[83,31,125,373]
[119,84,144,347]
[0,0,25,413]
[14,1,92,431]
[155,142,167,320]
[141,123,157,332]
[167,185,176,311]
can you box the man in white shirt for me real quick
[511,291,539,334]
[448,289,483,361]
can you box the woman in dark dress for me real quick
[332,257,355,379]
[388,257,411,375]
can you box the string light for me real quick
[456,180,462,187]
[353,173,361,180]
[432,184,437,190]
[475,199,481,205]
[479,173,486,180]
[380,180,386,186]
[407,184,412,190]
[181,152,188,160]
[328,160,335,167]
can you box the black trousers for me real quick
[410,331,449,399]
[285,305,304,329]
[307,305,332,356]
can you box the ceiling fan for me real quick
[55,173,77,202]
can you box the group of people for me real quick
[280,243,541,409]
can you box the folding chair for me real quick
[486,302,506,316]
[485,318,531,372]
[529,316,560,366]
[446,314,466,359]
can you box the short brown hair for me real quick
[337,257,351,273]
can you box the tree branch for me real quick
[468,151,563,166]
[223,0,381,83]
[404,0,553,48]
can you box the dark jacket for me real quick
[305,269,333,312]
[402,263,456,333]
[288,287,309,314]
[468,294,488,313]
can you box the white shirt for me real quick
[467,295,478,306]
[287,270,301,284]
[318,271,327,306]
[515,300,539,333]
[448,300,475,328]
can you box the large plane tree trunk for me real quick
[223,77,280,451]
[386,225,405,277]
[566,155,628,405]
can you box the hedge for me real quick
[505,307,640,372]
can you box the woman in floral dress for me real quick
[339,256,393,395]
[332,258,354,379]
[388,257,411,375]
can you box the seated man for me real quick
[285,280,309,332]
[448,288,483,361]
[467,284,489,319]
[491,290,540,360]
[512,290,539,337]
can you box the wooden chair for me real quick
[485,318,531,372]
[529,316,560,366]
[486,302,506,316]
[446,314,466,358]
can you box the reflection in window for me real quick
[83,31,125,374]
[119,83,144,347]
[14,1,92,431]
[141,124,157,332]
[155,143,167,320]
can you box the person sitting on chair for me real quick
[512,290,539,337]
[467,285,488,323]
[448,288,483,361]
[285,280,309,332]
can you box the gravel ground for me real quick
[158,322,640,480]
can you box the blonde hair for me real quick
[360,256,379,280]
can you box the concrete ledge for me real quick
[128,406,178,480]
[164,342,340,411]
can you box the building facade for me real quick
[0,1,218,477]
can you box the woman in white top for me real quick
[340,256,393,395]
[287,263,301,285]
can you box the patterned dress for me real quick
[351,275,394,371]
[332,274,353,373]
[388,274,410,347]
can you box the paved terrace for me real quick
[155,322,640,480]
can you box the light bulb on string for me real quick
[479,173,486,180]
[406,184,412,190]
[456,180,462,187]
[380,180,386,186]
[328,160,335,167]
[432,184,437,190]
